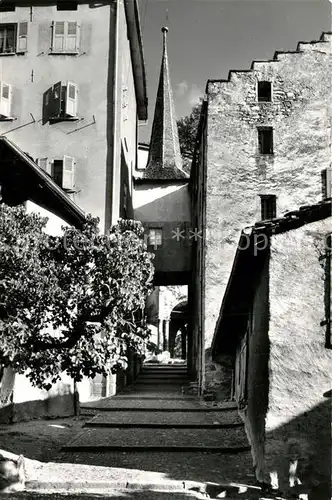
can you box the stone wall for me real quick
[203,33,332,349]
[265,217,332,498]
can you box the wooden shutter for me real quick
[0,82,12,118]
[16,22,28,53]
[37,158,52,175]
[322,168,332,199]
[52,81,62,118]
[65,82,78,117]
[52,21,65,51]
[66,21,80,52]
[62,155,75,190]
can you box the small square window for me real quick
[258,127,273,155]
[258,81,272,102]
[260,195,277,221]
[57,1,78,10]
[148,228,162,247]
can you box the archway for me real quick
[169,300,188,360]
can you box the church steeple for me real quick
[144,27,188,180]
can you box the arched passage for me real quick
[169,300,188,360]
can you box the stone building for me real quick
[211,198,332,499]
[191,32,332,391]
[0,0,147,230]
[0,0,147,409]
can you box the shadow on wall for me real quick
[265,395,331,500]
[0,390,75,424]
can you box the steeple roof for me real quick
[144,27,188,180]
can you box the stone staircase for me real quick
[13,364,279,498]
[46,363,259,498]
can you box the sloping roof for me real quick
[211,199,332,358]
[0,137,86,228]
[143,27,188,181]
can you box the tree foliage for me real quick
[0,205,154,390]
[177,99,202,172]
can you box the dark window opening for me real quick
[260,195,277,221]
[0,24,16,53]
[53,159,63,187]
[258,127,273,155]
[258,81,272,102]
[0,3,16,12]
[57,1,78,10]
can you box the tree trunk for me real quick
[0,366,16,407]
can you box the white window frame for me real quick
[148,228,162,247]
[0,81,13,119]
[51,21,80,54]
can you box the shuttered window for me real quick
[51,156,76,191]
[37,158,52,175]
[0,23,28,54]
[51,21,80,53]
[0,82,12,118]
[44,81,78,122]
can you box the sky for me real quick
[137,0,331,144]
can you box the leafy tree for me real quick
[177,99,202,173]
[0,205,154,391]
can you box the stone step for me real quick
[63,426,249,452]
[133,377,189,386]
[139,374,187,377]
[85,409,243,428]
[81,399,237,411]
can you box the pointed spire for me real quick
[144,27,188,180]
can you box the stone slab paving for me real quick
[86,410,243,427]
[63,426,249,451]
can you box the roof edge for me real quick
[124,0,148,121]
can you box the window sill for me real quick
[49,116,80,124]
[0,52,16,56]
[0,116,16,121]
[49,51,79,56]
